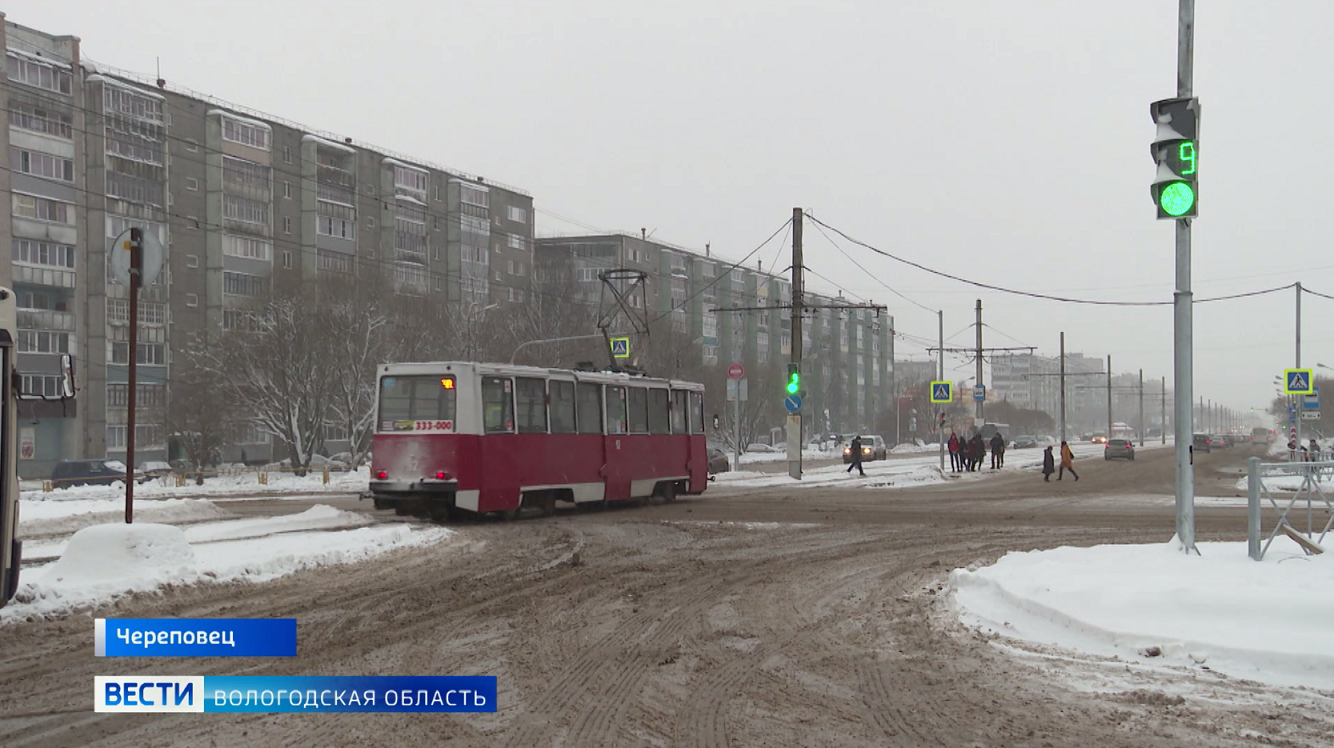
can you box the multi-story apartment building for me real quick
[3,16,535,475]
[536,233,892,437]
[991,351,1106,430]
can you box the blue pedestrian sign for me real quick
[610,337,630,358]
[1285,369,1314,394]
[784,394,802,413]
[930,381,952,404]
[973,385,986,402]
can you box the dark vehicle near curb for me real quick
[51,459,127,488]
[1011,436,1039,450]
[1193,433,1211,454]
[1104,439,1135,461]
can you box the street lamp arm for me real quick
[510,334,607,364]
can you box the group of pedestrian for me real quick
[946,431,1007,472]
[1041,441,1079,481]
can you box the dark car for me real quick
[707,448,730,474]
[1011,436,1039,450]
[1104,438,1135,461]
[1208,435,1227,449]
[1193,433,1211,454]
[843,435,888,463]
[51,459,128,488]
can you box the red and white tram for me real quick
[367,361,709,519]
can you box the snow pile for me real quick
[20,498,230,538]
[5,510,453,622]
[949,537,1334,690]
[33,523,195,592]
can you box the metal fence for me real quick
[1246,457,1333,560]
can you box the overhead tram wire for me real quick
[807,216,937,314]
[805,214,1299,306]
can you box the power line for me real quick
[807,217,937,314]
[805,214,1298,306]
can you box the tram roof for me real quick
[376,361,703,390]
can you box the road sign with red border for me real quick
[728,363,745,380]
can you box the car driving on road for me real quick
[1104,438,1135,461]
[843,435,887,463]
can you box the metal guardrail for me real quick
[37,466,351,492]
[1247,457,1333,560]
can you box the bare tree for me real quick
[165,352,236,483]
[321,281,389,466]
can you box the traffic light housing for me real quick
[786,363,800,395]
[1150,96,1199,219]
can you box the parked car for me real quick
[843,435,888,463]
[707,448,731,474]
[1193,433,1211,453]
[51,459,128,488]
[745,443,781,454]
[137,461,175,482]
[1104,438,1135,461]
[1011,435,1039,450]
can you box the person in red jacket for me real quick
[947,431,961,472]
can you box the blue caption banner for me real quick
[93,676,497,713]
[96,618,297,658]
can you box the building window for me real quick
[222,156,271,190]
[317,250,352,274]
[433,247,442,262]
[185,138,199,152]
[6,53,73,94]
[185,254,199,269]
[110,342,166,365]
[185,293,198,307]
[318,216,355,239]
[13,194,74,224]
[8,100,73,139]
[508,233,526,251]
[186,177,198,191]
[368,217,376,229]
[12,239,75,269]
[508,205,527,223]
[223,271,268,297]
[10,147,74,182]
[393,165,428,194]
[221,114,271,150]
[284,216,292,234]
[283,145,292,163]
[17,330,71,353]
[433,184,440,201]
[282,250,293,269]
[222,194,269,226]
[433,216,440,231]
[284,181,292,199]
[223,234,272,262]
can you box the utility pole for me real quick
[1161,376,1167,444]
[1170,0,1197,552]
[1296,281,1302,459]
[938,310,945,472]
[975,299,984,426]
[890,316,898,446]
[1059,332,1067,444]
[788,207,803,481]
[1106,354,1113,438]
[1139,369,1145,446]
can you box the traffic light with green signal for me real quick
[786,363,800,395]
[1150,96,1199,219]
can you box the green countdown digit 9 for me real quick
[1179,141,1196,175]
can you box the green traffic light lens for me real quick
[1160,182,1195,216]
[787,379,799,394]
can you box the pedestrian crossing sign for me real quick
[610,337,630,358]
[1285,369,1314,394]
[930,381,953,403]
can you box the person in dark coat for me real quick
[846,434,865,476]
[1042,445,1056,481]
[990,432,1005,469]
[969,433,984,472]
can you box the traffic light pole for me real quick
[788,207,803,481]
[1173,0,1197,553]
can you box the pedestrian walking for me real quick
[947,431,961,472]
[990,432,1005,469]
[1059,440,1079,481]
[969,433,984,472]
[846,434,866,477]
[1042,445,1056,481]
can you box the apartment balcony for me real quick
[318,164,356,191]
[13,265,75,289]
[17,309,74,332]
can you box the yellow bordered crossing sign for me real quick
[610,337,630,358]
[1285,369,1314,395]
[929,381,953,403]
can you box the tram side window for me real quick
[515,377,548,434]
[671,390,688,433]
[482,377,514,433]
[627,387,649,433]
[690,391,705,433]
[606,386,628,434]
[577,382,603,434]
[648,389,670,434]
[550,380,577,434]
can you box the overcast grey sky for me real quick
[17,0,1334,417]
